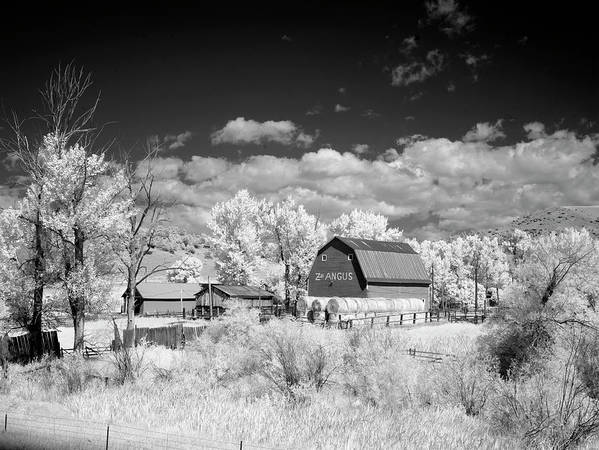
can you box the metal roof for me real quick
[134,283,199,300]
[336,236,417,254]
[210,285,275,299]
[354,250,430,284]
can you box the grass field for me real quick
[2,312,597,449]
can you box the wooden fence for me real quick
[122,325,206,349]
[5,331,61,363]
[406,347,455,363]
[447,311,487,324]
[337,310,441,329]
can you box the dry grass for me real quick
[1,316,522,449]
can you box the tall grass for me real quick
[0,312,573,448]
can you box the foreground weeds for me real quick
[0,312,576,449]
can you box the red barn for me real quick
[307,236,431,307]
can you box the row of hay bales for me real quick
[297,296,426,325]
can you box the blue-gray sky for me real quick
[1,1,598,238]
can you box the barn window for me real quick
[321,254,327,261]
[348,254,354,261]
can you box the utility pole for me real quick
[208,275,213,319]
[430,265,435,312]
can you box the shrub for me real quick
[111,345,146,384]
[492,330,599,449]
[258,324,340,400]
[478,318,553,379]
[54,356,96,394]
[438,352,496,416]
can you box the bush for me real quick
[478,318,553,379]
[111,345,146,384]
[492,330,599,449]
[258,324,340,400]
[54,356,97,394]
[438,352,496,416]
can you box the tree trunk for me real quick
[29,211,45,358]
[474,265,478,315]
[70,227,86,351]
[126,265,136,330]
[284,262,290,310]
[124,264,136,347]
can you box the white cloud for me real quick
[351,144,370,155]
[524,121,547,140]
[461,53,490,81]
[409,91,424,101]
[334,104,350,113]
[397,134,428,147]
[133,128,599,239]
[164,131,193,150]
[362,109,381,119]
[306,105,323,116]
[391,49,445,87]
[425,0,474,35]
[401,36,418,54]
[447,82,456,92]
[338,87,346,94]
[463,120,505,143]
[211,117,316,147]
[378,148,401,162]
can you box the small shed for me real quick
[123,283,199,315]
[307,236,431,308]
[196,284,276,315]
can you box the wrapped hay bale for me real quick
[311,297,331,324]
[296,296,309,318]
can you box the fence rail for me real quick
[406,347,455,363]
[447,311,487,324]
[337,310,441,329]
[0,411,282,449]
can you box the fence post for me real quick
[4,413,6,431]
[370,317,374,328]
[386,316,390,327]
[105,425,110,450]
[240,440,243,450]
[183,308,186,320]
[413,313,416,324]
[437,310,440,321]
[349,320,353,329]
[400,314,403,325]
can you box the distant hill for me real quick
[491,206,599,238]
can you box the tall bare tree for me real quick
[117,141,171,334]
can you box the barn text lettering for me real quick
[314,272,353,281]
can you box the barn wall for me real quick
[140,299,196,315]
[308,240,365,297]
[197,291,226,307]
[366,284,430,309]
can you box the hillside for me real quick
[491,206,599,237]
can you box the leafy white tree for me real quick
[263,198,327,306]
[167,257,204,283]
[329,209,403,241]
[38,133,130,349]
[208,190,267,285]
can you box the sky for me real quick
[0,1,598,239]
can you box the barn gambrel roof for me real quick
[325,236,431,284]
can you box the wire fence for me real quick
[0,411,285,450]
